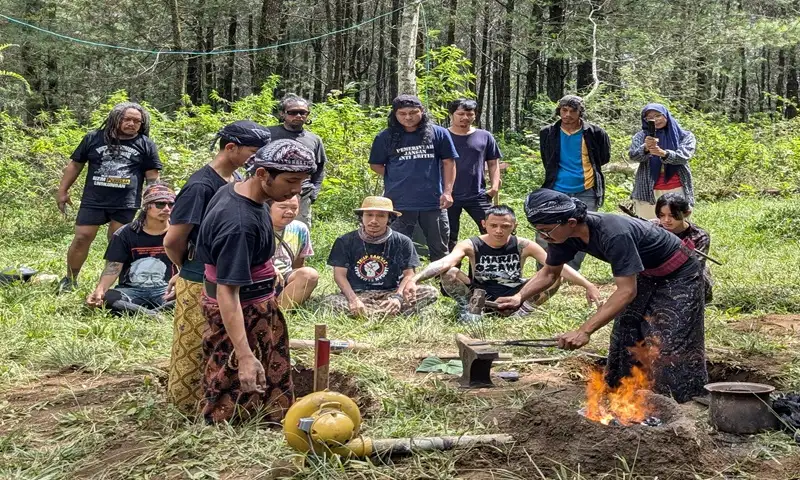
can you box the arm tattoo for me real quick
[416,259,450,282]
[102,262,123,276]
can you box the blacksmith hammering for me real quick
[455,333,499,388]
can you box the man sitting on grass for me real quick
[403,205,602,317]
[323,196,439,318]
[271,195,319,309]
[86,184,177,316]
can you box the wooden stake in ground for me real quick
[313,324,330,391]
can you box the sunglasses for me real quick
[286,110,309,116]
[153,202,174,209]
[535,223,563,240]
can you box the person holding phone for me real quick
[629,103,697,219]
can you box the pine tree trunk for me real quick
[222,12,238,105]
[166,0,187,100]
[397,0,421,95]
[446,0,458,45]
[786,46,798,119]
[389,0,401,99]
[546,1,565,101]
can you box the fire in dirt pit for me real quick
[580,340,662,427]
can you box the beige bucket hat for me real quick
[354,196,402,216]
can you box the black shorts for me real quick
[76,206,137,226]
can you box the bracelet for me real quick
[389,293,403,302]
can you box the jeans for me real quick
[393,209,450,261]
[535,188,599,271]
[104,285,173,316]
[446,195,493,251]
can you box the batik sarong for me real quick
[605,257,707,403]
[167,277,205,413]
[200,295,293,423]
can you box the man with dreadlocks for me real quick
[538,95,610,271]
[495,188,708,403]
[369,94,458,261]
[57,102,162,293]
[86,184,177,317]
[164,120,270,414]
[195,139,316,423]
[268,94,327,226]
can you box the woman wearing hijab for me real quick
[495,188,707,403]
[629,103,697,219]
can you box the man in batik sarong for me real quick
[195,139,316,423]
[496,188,707,403]
[164,121,271,414]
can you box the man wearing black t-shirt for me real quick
[268,94,327,226]
[86,185,176,316]
[163,120,270,413]
[194,139,316,423]
[57,102,162,293]
[496,189,707,403]
[323,196,439,318]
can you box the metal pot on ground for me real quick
[704,382,780,434]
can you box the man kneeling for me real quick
[324,196,439,317]
[403,205,601,316]
[271,195,319,309]
[86,184,177,316]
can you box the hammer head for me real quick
[455,333,499,388]
[468,289,487,315]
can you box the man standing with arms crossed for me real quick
[268,94,327,226]
[538,95,610,270]
[163,121,271,414]
[369,94,458,261]
[56,102,161,293]
[446,98,502,252]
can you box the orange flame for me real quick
[583,340,659,426]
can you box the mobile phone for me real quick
[647,119,656,137]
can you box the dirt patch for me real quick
[732,314,800,337]
[706,357,790,390]
[292,365,376,416]
[456,388,723,478]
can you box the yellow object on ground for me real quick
[283,391,365,456]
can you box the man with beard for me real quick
[86,184,177,316]
[268,94,327,226]
[323,196,439,318]
[195,139,316,423]
[57,102,162,292]
[164,120,270,413]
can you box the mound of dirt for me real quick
[292,365,376,417]
[458,389,723,478]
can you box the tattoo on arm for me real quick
[417,259,450,282]
[102,262,123,276]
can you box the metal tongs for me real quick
[468,337,559,348]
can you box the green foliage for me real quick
[416,46,476,120]
[750,201,800,240]
[0,44,31,94]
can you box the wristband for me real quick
[389,293,403,303]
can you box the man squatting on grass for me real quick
[163,121,271,413]
[446,98,502,251]
[495,189,707,403]
[322,196,439,318]
[195,139,316,423]
[57,102,162,293]
[86,184,177,316]
[268,94,328,226]
[403,205,602,316]
[369,95,458,261]
[270,195,319,309]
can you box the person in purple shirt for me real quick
[368,95,458,261]
[446,98,502,251]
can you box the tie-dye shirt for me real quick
[273,220,314,276]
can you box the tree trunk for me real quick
[446,0,458,45]
[525,4,543,106]
[222,12,238,105]
[166,0,186,101]
[389,0,401,99]
[397,0,421,95]
[248,15,257,93]
[694,55,710,111]
[495,0,513,131]
[786,46,798,119]
[476,0,491,125]
[738,47,748,121]
[776,48,786,115]
[545,1,565,101]
[576,60,592,93]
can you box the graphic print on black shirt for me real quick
[327,230,419,291]
[71,130,162,209]
[470,236,524,299]
[104,225,174,289]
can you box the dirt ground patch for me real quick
[732,314,800,337]
[292,365,377,416]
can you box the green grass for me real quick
[1,196,799,479]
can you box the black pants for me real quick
[447,196,493,251]
[393,209,450,261]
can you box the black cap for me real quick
[217,120,271,148]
